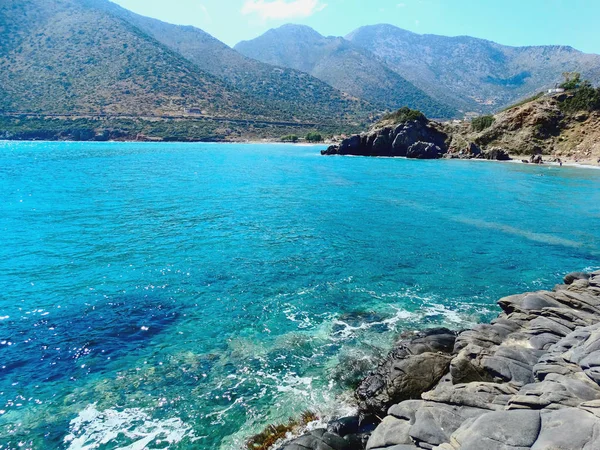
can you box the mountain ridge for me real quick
[235,24,458,119]
[346,23,600,113]
[235,22,600,116]
[88,0,376,124]
[0,0,378,130]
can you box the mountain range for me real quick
[237,24,600,115]
[235,24,457,119]
[2,0,600,140]
[0,0,374,127]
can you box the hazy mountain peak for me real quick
[273,23,324,38]
[346,23,600,113]
[346,23,416,40]
[235,25,458,118]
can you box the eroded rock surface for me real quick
[322,117,448,158]
[277,270,600,450]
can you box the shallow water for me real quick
[0,141,599,449]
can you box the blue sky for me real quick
[112,0,600,53]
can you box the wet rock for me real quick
[328,415,378,437]
[356,329,457,415]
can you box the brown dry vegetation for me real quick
[246,411,318,450]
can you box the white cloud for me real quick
[241,0,327,21]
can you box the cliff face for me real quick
[457,95,600,163]
[321,115,449,159]
[322,109,509,161]
[277,270,600,450]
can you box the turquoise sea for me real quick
[1,141,599,449]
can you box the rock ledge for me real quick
[277,270,600,450]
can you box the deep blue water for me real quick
[0,141,599,449]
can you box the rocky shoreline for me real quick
[277,270,600,450]
[321,114,512,162]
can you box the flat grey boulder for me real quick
[448,410,541,450]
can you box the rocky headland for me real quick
[274,270,600,450]
[322,91,600,166]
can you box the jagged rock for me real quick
[328,416,378,438]
[322,118,448,158]
[356,329,457,415]
[372,135,392,154]
[322,145,340,155]
[406,142,444,159]
[466,142,481,156]
[285,273,600,450]
[390,120,446,157]
[530,154,544,164]
[345,135,363,153]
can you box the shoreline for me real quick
[276,270,600,450]
[3,139,599,172]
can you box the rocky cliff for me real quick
[321,108,510,161]
[449,94,600,164]
[277,270,600,450]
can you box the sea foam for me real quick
[63,404,195,449]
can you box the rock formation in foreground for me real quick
[277,270,600,450]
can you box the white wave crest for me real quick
[63,404,195,450]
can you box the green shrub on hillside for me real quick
[305,132,322,142]
[559,83,600,113]
[560,72,583,91]
[381,107,426,124]
[471,115,495,132]
[281,134,299,142]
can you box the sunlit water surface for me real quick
[1,141,599,449]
